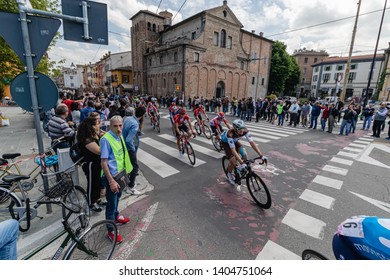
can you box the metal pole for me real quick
[363,0,387,108]
[340,0,361,102]
[17,0,52,213]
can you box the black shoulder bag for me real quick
[112,137,129,191]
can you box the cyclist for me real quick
[169,102,179,123]
[194,104,209,128]
[221,119,263,185]
[332,215,390,260]
[174,108,196,157]
[147,101,159,127]
[210,112,231,141]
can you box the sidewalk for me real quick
[0,106,154,259]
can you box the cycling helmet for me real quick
[218,112,225,118]
[172,106,178,111]
[148,101,152,106]
[179,108,186,114]
[171,102,176,106]
[232,119,245,130]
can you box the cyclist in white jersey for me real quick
[221,119,263,185]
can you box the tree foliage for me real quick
[268,41,301,97]
[0,0,62,88]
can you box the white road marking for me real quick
[140,137,205,167]
[350,192,390,214]
[322,164,349,176]
[299,189,335,209]
[337,151,358,159]
[349,143,368,148]
[281,209,326,239]
[358,137,374,142]
[354,140,370,145]
[113,202,159,260]
[313,175,343,189]
[343,147,363,153]
[137,148,180,178]
[158,134,223,158]
[246,123,298,135]
[330,157,354,166]
[255,240,300,260]
[248,122,307,133]
[356,143,390,169]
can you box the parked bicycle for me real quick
[0,160,89,232]
[222,156,271,209]
[302,216,390,260]
[194,119,211,139]
[179,132,196,165]
[22,191,117,260]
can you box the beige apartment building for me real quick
[130,0,273,100]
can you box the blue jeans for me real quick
[240,110,246,120]
[339,119,352,135]
[362,116,372,130]
[0,219,19,260]
[350,119,357,133]
[278,113,284,125]
[101,176,122,232]
[310,115,319,129]
[321,118,327,130]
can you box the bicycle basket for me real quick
[39,173,73,198]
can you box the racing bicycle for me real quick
[179,132,196,165]
[211,130,223,152]
[194,119,211,139]
[222,156,272,209]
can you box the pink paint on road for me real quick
[295,143,327,155]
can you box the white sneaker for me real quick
[227,172,235,185]
[129,188,142,195]
[178,150,183,158]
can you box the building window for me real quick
[313,75,318,82]
[304,57,308,63]
[149,59,152,66]
[191,32,196,40]
[163,79,166,88]
[252,52,257,63]
[314,58,318,63]
[324,65,332,71]
[174,52,178,62]
[223,11,227,17]
[334,73,343,81]
[147,22,151,31]
[70,83,74,87]
[70,76,73,80]
[314,67,319,73]
[348,72,356,83]
[351,64,358,70]
[114,74,118,81]
[194,52,200,62]
[227,36,232,49]
[150,79,153,88]
[220,29,226,48]
[152,24,156,32]
[261,78,264,86]
[323,73,330,83]
[122,75,129,83]
[252,77,255,85]
[214,32,219,46]
[303,68,307,74]
[160,56,163,65]
[302,78,305,83]
[240,61,245,70]
[336,65,344,71]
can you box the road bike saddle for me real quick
[2,174,30,183]
[2,153,21,159]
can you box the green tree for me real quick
[0,0,62,83]
[284,56,301,96]
[268,41,291,95]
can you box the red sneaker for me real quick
[107,231,123,244]
[115,215,130,224]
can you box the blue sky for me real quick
[47,0,390,67]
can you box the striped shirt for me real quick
[47,115,75,140]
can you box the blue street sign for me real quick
[10,72,59,112]
[0,11,61,69]
[62,0,108,45]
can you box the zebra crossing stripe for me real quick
[158,134,224,159]
[255,240,300,260]
[161,114,171,119]
[245,125,291,137]
[337,151,358,159]
[349,143,368,148]
[281,209,326,239]
[299,189,335,209]
[330,157,353,166]
[250,136,270,143]
[313,175,343,189]
[140,137,206,167]
[353,140,370,145]
[343,147,363,153]
[137,148,180,178]
[322,165,349,176]
[358,137,374,142]
[246,122,304,134]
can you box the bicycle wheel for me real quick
[0,187,23,223]
[64,220,118,260]
[212,135,222,152]
[62,185,90,231]
[194,122,201,135]
[155,120,160,133]
[302,249,328,260]
[222,156,230,177]
[185,142,196,165]
[203,125,212,139]
[172,125,176,136]
[246,173,272,209]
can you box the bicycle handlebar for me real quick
[40,157,84,177]
[244,156,268,166]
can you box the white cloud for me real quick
[49,0,390,67]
